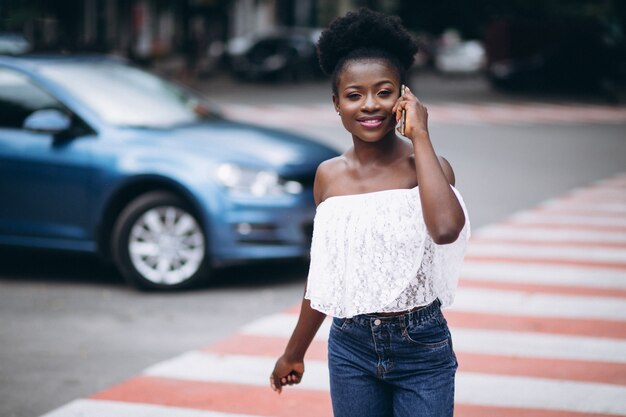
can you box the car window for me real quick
[0,68,63,129]
[40,62,219,128]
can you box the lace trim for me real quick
[305,186,469,318]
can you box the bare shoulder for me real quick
[406,149,455,187]
[314,156,348,205]
[437,155,456,186]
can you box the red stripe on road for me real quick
[92,376,333,417]
[469,237,626,250]
[501,221,626,234]
[464,256,626,271]
[456,404,617,417]
[285,304,302,315]
[559,191,626,200]
[458,352,626,386]
[552,197,626,206]
[531,208,626,218]
[459,278,626,299]
[203,334,328,361]
[446,310,626,339]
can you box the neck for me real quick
[352,132,401,166]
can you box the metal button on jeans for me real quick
[374,319,381,326]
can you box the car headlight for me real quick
[216,163,303,197]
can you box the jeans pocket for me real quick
[402,317,450,349]
[332,317,351,331]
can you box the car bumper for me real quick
[207,191,315,266]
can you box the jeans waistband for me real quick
[348,299,442,327]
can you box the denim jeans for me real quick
[328,299,457,417]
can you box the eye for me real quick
[378,89,392,97]
[347,92,361,100]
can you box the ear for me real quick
[332,95,340,113]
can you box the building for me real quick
[0,0,386,74]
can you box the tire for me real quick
[111,191,209,290]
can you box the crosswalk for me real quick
[41,173,626,417]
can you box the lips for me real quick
[357,116,386,129]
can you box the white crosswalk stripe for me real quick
[511,212,626,227]
[475,226,626,244]
[456,373,626,415]
[41,399,262,417]
[466,242,626,263]
[541,201,626,213]
[460,261,626,289]
[144,351,330,390]
[452,288,626,320]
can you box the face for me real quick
[333,59,401,144]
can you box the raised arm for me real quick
[394,86,465,244]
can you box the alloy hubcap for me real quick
[128,206,205,285]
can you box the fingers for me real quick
[287,372,302,384]
[400,87,428,116]
[270,374,282,394]
[392,100,400,117]
[403,86,425,107]
[270,370,303,394]
[403,85,416,99]
[393,103,402,122]
[394,86,429,137]
[393,86,419,117]
[393,87,407,113]
[283,370,302,385]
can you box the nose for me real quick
[361,92,380,112]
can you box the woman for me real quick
[270,8,469,417]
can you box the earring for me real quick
[337,111,340,115]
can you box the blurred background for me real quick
[2,2,626,417]
[1,0,625,100]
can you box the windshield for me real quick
[40,61,220,127]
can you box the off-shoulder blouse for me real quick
[304,186,470,318]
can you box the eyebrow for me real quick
[343,79,396,91]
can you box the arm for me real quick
[270,296,326,393]
[393,86,465,244]
[269,162,330,393]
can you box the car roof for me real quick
[0,54,128,70]
[0,54,135,132]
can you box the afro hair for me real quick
[317,8,418,77]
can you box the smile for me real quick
[357,117,385,128]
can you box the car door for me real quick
[0,66,96,250]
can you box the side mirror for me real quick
[23,109,71,134]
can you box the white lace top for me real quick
[305,186,470,318]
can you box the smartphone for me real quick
[400,84,406,136]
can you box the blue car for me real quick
[0,55,337,290]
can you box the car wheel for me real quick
[112,191,208,290]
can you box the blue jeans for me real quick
[328,299,457,417]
